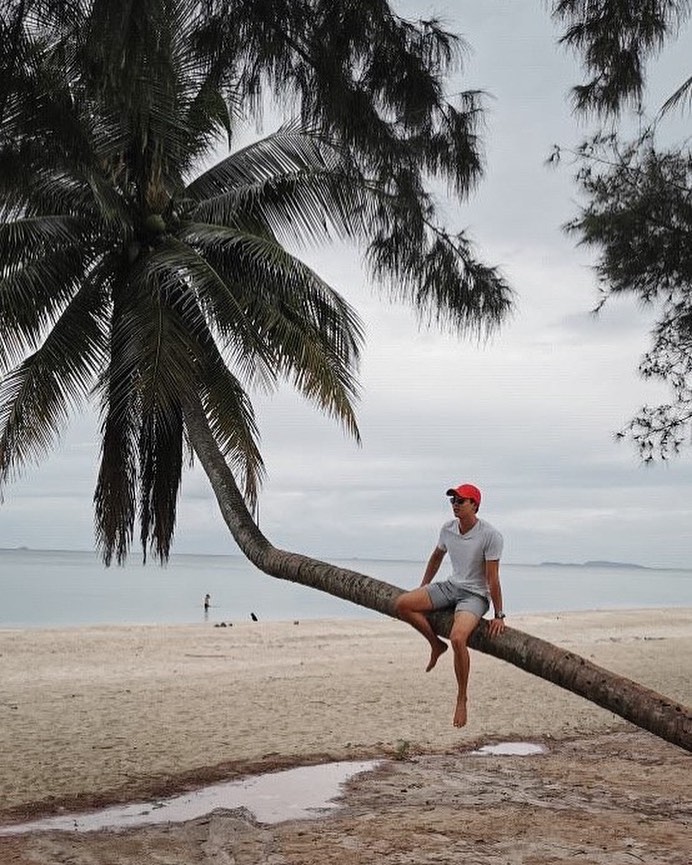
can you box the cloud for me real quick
[1,2,691,574]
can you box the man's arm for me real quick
[420,547,445,586]
[485,559,506,636]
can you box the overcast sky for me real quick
[2,2,691,569]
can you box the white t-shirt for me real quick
[437,518,504,598]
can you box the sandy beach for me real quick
[1,608,690,863]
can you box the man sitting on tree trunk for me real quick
[395,483,506,728]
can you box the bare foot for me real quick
[426,639,448,672]
[453,698,467,728]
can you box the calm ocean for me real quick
[1,548,690,629]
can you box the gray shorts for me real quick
[426,580,490,618]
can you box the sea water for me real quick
[0,547,690,629]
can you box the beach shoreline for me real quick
[1,608,690,864]
[1,608,690,819]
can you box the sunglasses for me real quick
[449,496,471,505]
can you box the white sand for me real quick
[1,608,690,817]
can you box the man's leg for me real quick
[394,588,448,672]
[449,611,481,728]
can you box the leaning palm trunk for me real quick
[184,398,692,753]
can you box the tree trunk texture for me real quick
[183,398,692,752]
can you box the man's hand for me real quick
[487,617,506,638]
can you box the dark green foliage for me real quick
[552,0,691,115]
[0,0,512,563]
[552,1,691,458]
[566,133,692,458]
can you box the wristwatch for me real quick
[494,611,506,619]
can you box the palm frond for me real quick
[143,233,275,386]
[94,283,141,566]
[189,338,265,508]
[136,240,267,506]
[138,397,184,563]
[202,231,364,437]
[0,279,107,488]
[175,221,362,437]
[0,213,86,256]
[187,122,337,201]
[187,123,508,340]
[0,238,90,371]
[123,244,217,560]
[660,73,692,115]
[193,172,357,248]
[94,250,193,566]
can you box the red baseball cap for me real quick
[445,483,482,507]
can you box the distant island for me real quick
[539,560,649,570]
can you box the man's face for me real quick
[449,495,476,517]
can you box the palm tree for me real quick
[0,1,689,752]
[0,0,510,560]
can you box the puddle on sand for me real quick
[469,742,547,756]
[0,760,382,836]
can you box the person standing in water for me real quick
[394,483,506,728]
